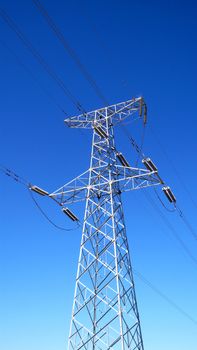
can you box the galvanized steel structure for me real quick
[50,97,162,349]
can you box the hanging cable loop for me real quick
[0,163,80,231]
[153,187,176,213]
[28,187,80,231]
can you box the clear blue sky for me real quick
[0,1,197,349]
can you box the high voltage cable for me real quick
[121,110,197,242]
[134,269,197,326]
[1,5,196,337]
[0,39,66,114]
[28,188,80,232]
[123,121,197,245]
[2,3,196,260]
[32,0,145,165]
[32,0,108,105]
[176,207,197,242]
[143,190,197,266]
[75,4,148,162]
[149,125,197,211]
[32,0,147,160]
[1,3,196,268]
[0,164,78,231]
[81,7,197,225]
[32,0,147,163]
[153,187,176,213]
[0,8,85,114]
[1,161,196,328]
[120,122,146,163]
[128,130,197,245]
[0,164,29,186]
[1,6,197,340]
[33,0,147,157]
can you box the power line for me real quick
[2,0,196,283]
[122,122,197,247]
[143,190,197,267]
[0,39,66,114]
[0,8,85,113]
[120,122,146,164]
[33,0,142,162]
[32,0,108,105]
[80,8,197,231]
[77,5,148,163]
[117,118,197,247]
[0,164,79,231]
[20,2,197,254]
[1,5,196,343]
[32,0,148,166]
[28,188,80,231]
[0,164,29,186]
[153,185,197,244]
[134,269,197,326]
[153,187,176,213]
[149,125,197,211]
[176,207,197,242]
[150,126,197,241]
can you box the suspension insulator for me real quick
[139,97,143,116]
[62,207,79,221]
[94,126,108,138]
[162,186,176,203]
[142,158,158,172]
[30,185,49,196]
[116,152,130,167]
[144,104,147,124]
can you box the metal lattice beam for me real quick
[64,97,146,129]
[51,99,162,349]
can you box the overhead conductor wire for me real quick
[134,269,197,326]
[149,125,197,211]
[1,5,196,327]
[31,0,197,257]
[76,5,197,239]
[1,167,196,325]
[143,190,197,266]
[32,0,108,105]
[0,8,85,114]
[32,0,147,164]
[0,39,66,114]
[1,5,196,256]
[0,164,79,231]
[28,188,80,231]
[31,4,197,327]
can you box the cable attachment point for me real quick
[162,186,176,203]
[62,207,79,222]
[142,158,158,172]
[30,185,49,196]
[139,97,147,124]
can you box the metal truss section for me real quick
[49,170,89,205]
[65,99,155,350]
[49,166,160,206]
[115,165,161,192]
[64,97,145,129]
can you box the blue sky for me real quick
[0,0,197,349]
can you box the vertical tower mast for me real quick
[49,98,161,349]
[68,103,144,349]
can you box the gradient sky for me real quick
[0,1,197,349]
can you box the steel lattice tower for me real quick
[50,98,161,349]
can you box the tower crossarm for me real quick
[64,97,145,129]
[49,166,162,206]
[114,165,162,192]
[49,169,90,205]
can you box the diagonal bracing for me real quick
[50,98,162,349]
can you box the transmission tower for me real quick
[49,97,162,349]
